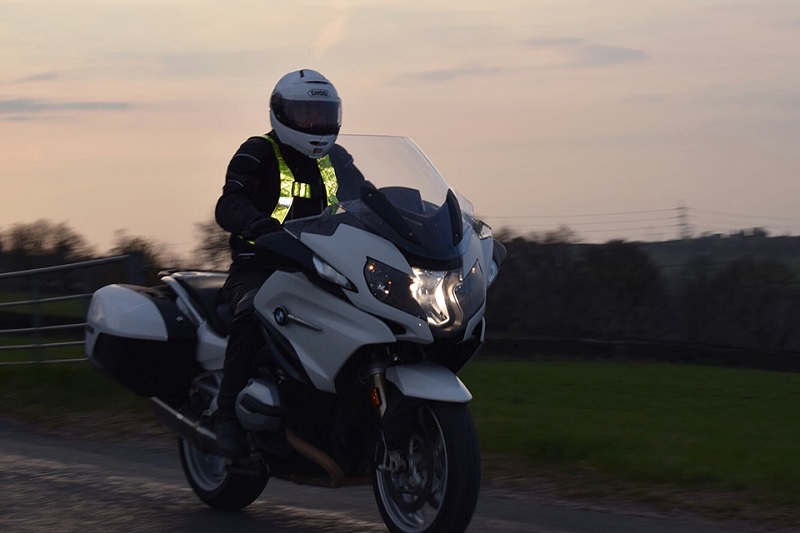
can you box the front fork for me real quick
[366,362,388,418]
[367,361,410,474]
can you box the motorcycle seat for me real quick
[173,274,231,337]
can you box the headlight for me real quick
[313,255,353,290]
[410,268,451,326]
[365,258,486,336]
[364,259,424,319]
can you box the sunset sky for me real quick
[2,0,799,258]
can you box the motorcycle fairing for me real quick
[253,271,396,393]
[301,224,435,343]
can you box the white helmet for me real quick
[269,69,341,158]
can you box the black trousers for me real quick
[217,265,273,419]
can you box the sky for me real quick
[1,0,800,258]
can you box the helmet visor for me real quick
[276,98,342,136]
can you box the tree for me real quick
[0,220,95,272]
[708,260,799,352]
[193,218,230,270]
[110,230,182,284]
[680,255,718,345]
[540,225,581,245]
[4,219,94,259]
[578,240,667,339]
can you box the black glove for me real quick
[247,216,281,237]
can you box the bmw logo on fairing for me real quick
[274,306,288,326]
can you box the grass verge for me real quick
[462,359,800,527]
[0,362,143,414]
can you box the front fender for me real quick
[385,364,472,403]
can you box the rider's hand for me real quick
[248,216,281,237]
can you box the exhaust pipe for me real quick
[284,429,369,487]
[285,428,347,488]
[150,397,368,487]
[150,397,218,454]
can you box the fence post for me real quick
[125,252,147,285]
[32,275,42,363]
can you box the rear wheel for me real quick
[373,402,480,533]
[178,438,268,511]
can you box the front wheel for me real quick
[178,437,268,511]
[373,402,480,533]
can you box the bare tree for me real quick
[109,230,184,283]
[193,218,231,270]
[3,219,94,260]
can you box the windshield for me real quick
[284,135,476,265]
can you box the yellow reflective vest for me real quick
[261,135,339,223]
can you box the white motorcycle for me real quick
[85,135,505,533]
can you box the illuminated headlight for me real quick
[410,268,451,326]
[411,262,486,329]
[365,258,486,335]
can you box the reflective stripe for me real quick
[292,182,311,198]
[317,154,339,206]
[262,135,339,223]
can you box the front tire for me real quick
[178,437,268,511]
[373,402,480,533]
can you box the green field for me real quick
[461,359,800,524]
[1,358,799,526]
[0,360,147,416]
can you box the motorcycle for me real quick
[85,134,506,533]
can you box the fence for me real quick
[0,255,144,366]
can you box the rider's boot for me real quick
[216,411,248,458]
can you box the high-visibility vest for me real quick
[262,135,339,223]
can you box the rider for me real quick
[214,69,360,457]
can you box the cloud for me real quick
[726,90,800,110]
[576,45,648,67]
[11,71,61,83]
[525,37,648,68]
[410,65,505,84]
[624,93,669,104]
[694,87,800,117]
[0,98,131,118]
[526,37,584,48]
[120,50,270,79]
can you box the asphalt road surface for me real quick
[0,420,754,533]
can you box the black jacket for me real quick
[215,132,363,262]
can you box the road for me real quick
[0,420,752,533]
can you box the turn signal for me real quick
[370,386,383,409]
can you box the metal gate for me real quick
[0,255,144,365]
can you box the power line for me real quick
[692,215,800,229]
[691,208,800,223]
[484,207,682,240]
[497,216,678,228]
[487,203,800,242]
[482,207,678,220]
[536,224,681,234]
